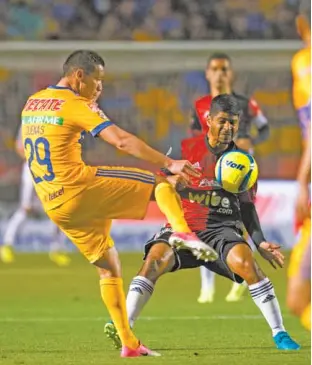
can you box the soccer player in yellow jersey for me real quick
[21,50,218,358]
[287,0,311,332]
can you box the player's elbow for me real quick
[99,125,135,152]
[115,134,133,152]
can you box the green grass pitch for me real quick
[0,253,310,365]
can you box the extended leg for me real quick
[105,242,176,350]
[95,246,160,357]
[127,242,176,327]
[226,243,300,350]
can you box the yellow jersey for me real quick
[291,47,311,139]
[21,86,112,211]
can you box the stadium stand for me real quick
[0,0,303,40]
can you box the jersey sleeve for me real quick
[238,182,257,204]
[68,99,114,137]
[248,98,268,129]
[189,107,202,132]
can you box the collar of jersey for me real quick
[205,135,235,156]
[48,85,77,94]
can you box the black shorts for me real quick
[144,225,249,283]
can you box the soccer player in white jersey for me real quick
[0,128,70,266]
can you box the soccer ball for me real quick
[215,151,258,193]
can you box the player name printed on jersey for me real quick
[24,98,65,112]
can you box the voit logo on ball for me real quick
[226,160,245,171]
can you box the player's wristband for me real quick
[251,232,266,248]
[160,168,174,176]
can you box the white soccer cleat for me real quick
[169,232,218,262]
[197,289,215,304]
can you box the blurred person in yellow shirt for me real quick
[287,0,311,332]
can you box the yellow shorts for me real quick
[288,218,311,279]
[47,166,155,263]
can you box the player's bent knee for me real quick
[226,244,260,282]
[96,267,117,279]
[150,176,170,201]
[139,243,175,283]
[227,243,253,269]
[93,247,122,279]
[230,256,253,274]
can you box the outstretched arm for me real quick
[73,99,200,178]
[99,124,200,179]
[99,124,172,168]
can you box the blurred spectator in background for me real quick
[228,10,249,39]
[7,0,45,40]
[150,0,185,40]
[272,2,299,38]
[0,0,304,41]
[92,0,111,15]
[186,13,209,40]
[71,1,100,40]
[132,15,162,41]
[97,0,138,40]
[206,0,232,39]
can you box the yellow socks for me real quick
[154,182,191,232]
[100,277,139,349]
[300,303,311,331]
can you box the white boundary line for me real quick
[0,315,290,322]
